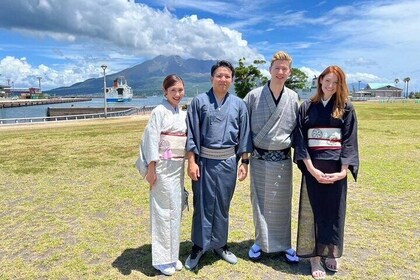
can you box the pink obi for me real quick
[159,132,187,159]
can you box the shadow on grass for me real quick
[229,239,310,277]
[112,240,310,277]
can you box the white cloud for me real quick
[274,1,420,90]
[299,67,319,82]
[0,56,104,90]
[0,0,261,61]
[0,0,419,91]
[0,0,265,89]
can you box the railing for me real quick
[0,106,155,126]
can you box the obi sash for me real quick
[200,146,235,160]
[159,132,187,159]
[308,127,342,150]
[252,147,291,161]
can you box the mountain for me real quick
[46,55,216,97]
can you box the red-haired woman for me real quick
[293,66,359,279]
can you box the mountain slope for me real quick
[46,55,216,96]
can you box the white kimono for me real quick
[244,83,299,253]
[140,99,187,266]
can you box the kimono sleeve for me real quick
[340,102,359,181]
[186,97,201,155]
[293,101,311,163]
[236,100,253,155]
[141,109,162,164]
[243,91,251,112]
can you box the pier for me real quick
[46,107,133,117]
[0,98,91,108]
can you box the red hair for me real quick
[311,65,349,118]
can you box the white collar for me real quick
[322,96,332,107]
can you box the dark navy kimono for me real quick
[186,89,252,251]
[293,97,359,258]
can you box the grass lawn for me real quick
[0,102,419,279]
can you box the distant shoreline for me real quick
[0,114,151,130]
[0,97,91,108]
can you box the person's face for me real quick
[320,73,338,98]
[269,60,291,85]
[211,66,233,94]
[164,81,185,108]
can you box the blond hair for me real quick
[271,51,292,67]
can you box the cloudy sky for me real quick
[0,0,418,92]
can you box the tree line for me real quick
[233,57,308,99]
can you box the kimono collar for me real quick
[322,95,332,107]
[263,83,286,113]
[208,88,229,109]
[161,98,179,113]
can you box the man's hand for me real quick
[237,163,248,181]
[188,162,200,181]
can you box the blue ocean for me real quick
[0,96,192,119]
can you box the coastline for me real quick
[0,114,151,130]
[0,97,91,108]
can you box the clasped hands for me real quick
[310,168,347,184]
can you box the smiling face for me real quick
[320,73,339,100]
[211,66,233,95]
[164,81,185,108]
[269,59,291,86]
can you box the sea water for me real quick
[0,96,192,119]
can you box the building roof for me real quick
[366,83,401,90]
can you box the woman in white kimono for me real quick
[140,74,187,276]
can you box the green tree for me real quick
[234,58,308,98]
[286,68,308,91]
[234,58,268,99]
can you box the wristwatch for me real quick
[241,158,250,165]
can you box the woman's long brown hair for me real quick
[311,65,349,119]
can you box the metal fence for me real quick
[0,106,155,126]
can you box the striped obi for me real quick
[200,146,236,160]
[159,132,187,159]
[308,127,342,150]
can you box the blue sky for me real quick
[0,0,419,92]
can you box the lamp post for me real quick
[37,76,42,92]
[101,65,108,118]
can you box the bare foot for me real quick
[310,257,326,280]
[325,257,339,272]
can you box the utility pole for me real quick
[101,65,108,118]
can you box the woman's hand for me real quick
[146,162,157,190]
[323,169,347,183]
[304,158,332,184]
[308,167,332,184]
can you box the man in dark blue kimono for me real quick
[185,60,252,270]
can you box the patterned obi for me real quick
[252,147,291,161]
[308,127,342,149]
[159,132,187,159]
[200,146,235,160]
